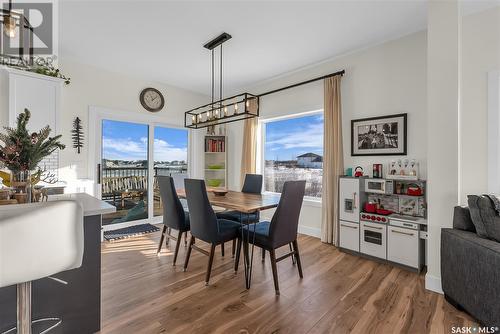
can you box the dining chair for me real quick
[217,174,263,256]
[235,180,306,295]
[156,176,190,265]
[183,179,241,285]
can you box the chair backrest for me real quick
[241,174,263,194]
[157,176,187,231]
[184,178,219,243]
[0,200,84,288]
[269,181,306,247]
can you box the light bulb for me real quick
[206,111,210,119]
[3,16,16,38]
[234,103,239,114]
[224,107,228,116]
[192,115,196,124]
[246,100,250,108]
[215,109,219,117]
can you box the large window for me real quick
[263,112,324,198]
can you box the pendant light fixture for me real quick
[185,33,259,129]
[3,0,17,38]
[1,0,34,65]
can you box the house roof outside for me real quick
[297,153,321,158]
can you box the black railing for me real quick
[102,166,187,179]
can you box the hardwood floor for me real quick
[100,230,476,334]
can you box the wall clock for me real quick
[140,87,165,112]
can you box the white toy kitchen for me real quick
[339,173,427,272]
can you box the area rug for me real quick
[104,223,160,241]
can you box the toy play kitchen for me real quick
[339,168,427,272]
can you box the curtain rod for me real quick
[257,69,345,98]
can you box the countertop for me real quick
[48,193,116,216]
[0,193,116,217]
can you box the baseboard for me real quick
[298,225,321,238]
[425,273,443,294]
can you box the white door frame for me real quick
[88,105,192,230]
[488,71,500,193]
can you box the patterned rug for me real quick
[104,223,160,241]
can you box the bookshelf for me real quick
[204,135,227,188]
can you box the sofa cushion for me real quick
[453,206,476,233]
[467,195,500,242]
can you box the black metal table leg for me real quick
[240,211,257,290]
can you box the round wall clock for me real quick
[140,87,165,112]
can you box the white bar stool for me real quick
[0,201,84,334]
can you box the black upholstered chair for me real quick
[235,180,306,295]
[156,176,190,265]
[217,174,263,256]
[183,179,241,285]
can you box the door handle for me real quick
[353,192,357,209]
[364,225,383,231]
[341,224,358,229]
[391,229,415,237]
[97,163,102,184]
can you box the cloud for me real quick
[153,138,187,162]
[103,137,187,162]
[266,121,323,150]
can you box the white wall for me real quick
[56,58,208,187]
[216,31,427,234]
[425,0,461,294]
[460,7,500,202]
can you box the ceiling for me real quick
[59,0,499,96]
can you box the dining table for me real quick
[176,188,281,289]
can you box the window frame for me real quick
[257,109,324,204]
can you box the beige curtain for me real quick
[321,75,343,245]
[240,117,258,186]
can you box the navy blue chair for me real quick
[217,174,263,256]
[235,180,306,295]
[183,179,241,285]
[156,176,190,265]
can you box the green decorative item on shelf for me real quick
[207,164,224,170]
[207,179,222,187]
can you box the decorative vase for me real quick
[11,170,32,204]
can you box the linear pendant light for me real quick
[184,32,259,129]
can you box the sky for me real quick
[265,114,323,161]
[102,120,188,162]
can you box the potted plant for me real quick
[0,109,65,203]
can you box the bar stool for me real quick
[0,201,84,334]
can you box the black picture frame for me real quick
[351,113,407,156]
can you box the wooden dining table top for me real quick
[176,188,281,213]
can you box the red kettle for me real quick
[354,166,364,177]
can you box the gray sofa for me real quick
[441,206,500,327]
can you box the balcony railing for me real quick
[102,166,187,197]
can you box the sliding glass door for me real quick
[101,120,149,225]
[153,127,189,217]
[95,114,189,227]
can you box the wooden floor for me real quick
[100,231,476,334]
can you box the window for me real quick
[262,112,324,198]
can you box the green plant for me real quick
[28,63,71,85]
[0,109,65,172]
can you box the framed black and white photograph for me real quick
[351,113,407,156]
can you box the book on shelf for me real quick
[205,138,225,153]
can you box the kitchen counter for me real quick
[0,192,116,217]
[48,192,116,216]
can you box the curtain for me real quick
[240,117,258,186]
[321,75,343,245]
